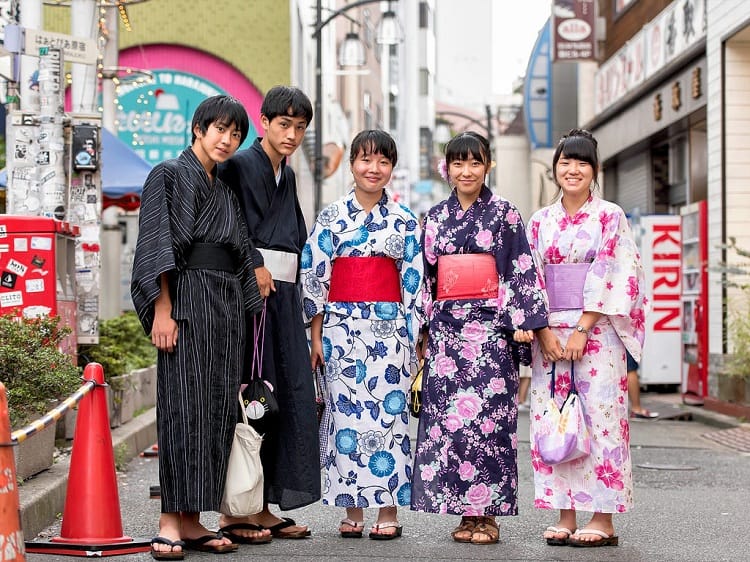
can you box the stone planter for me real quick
[13,422,57,481]
[717,375,749,405]
[131,365,157,412]
[108,372,137,428]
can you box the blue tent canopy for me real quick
[0,128,153,198]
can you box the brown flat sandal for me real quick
[451,516,477,543]
[470,517,499,545]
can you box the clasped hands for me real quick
[513,326,587,363]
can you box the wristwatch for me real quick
[575,324,589,335]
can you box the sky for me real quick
[435,0,551,110]
[491,0,551,95]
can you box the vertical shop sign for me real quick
[552,0,596,62]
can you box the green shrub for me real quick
[78,311,156,377]
[0,313,81,428]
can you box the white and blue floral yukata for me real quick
[301,189,423,509]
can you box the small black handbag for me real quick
[241,302,279,432]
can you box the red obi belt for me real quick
[437,254,499,300]
[328,256,401,302]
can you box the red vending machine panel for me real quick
[680,200,708,404]
[0,216,79,358]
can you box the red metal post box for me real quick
[0,216,79,359]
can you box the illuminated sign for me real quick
[116,70,257,165]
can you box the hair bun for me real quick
[565,128,597,149]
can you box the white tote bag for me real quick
[220,393,264,516]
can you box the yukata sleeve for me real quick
[419,213,439,322]
[221,158,264,267]
[397,209,425,365]
[584,207,647,359]
[300,214,335,322]
[495,205,548,333]
[130,165,176,335]
[234,197,263,316]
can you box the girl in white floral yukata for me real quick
[301,130,423,541]
[520,128,647,548]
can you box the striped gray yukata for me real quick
[131,148,262,513]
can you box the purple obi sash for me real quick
[544,263,590,312]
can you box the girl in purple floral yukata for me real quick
[521,129,646,548]
[410,132,548,545]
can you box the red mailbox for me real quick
[0,216,79,359]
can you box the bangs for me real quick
[558,135,597,166]
[350,130,398,166]
[445,133,489,165]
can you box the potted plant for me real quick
[0,312,81,479]
[716,238,750,406]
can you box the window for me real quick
[419,2,432,29]
[419,68,430,96]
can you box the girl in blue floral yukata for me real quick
[301,130,423,540]
[410,132,547,545]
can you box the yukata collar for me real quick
[557,191,595,217]
[347,187,390,210]
[449,184,492,210]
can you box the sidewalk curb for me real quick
[18,407,157,539]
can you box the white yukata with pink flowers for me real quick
[526,194,646,514]
[411,187,547,517]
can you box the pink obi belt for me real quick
[544,263,590,312]
[436,254,498,300]
[328,256,401,302]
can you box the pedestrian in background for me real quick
[410,132,548,545]
[524,128,646,547]
[627,350,659,419]
[302,130,423,540]
[131,95,262,559]
[217,86,320,542]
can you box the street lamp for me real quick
[312,0,401,215]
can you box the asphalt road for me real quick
[24,398,750,561]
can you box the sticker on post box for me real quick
[14,238,28,252]
[26,279,44,293]
[0,291,23,308]
[30,236,53,251]
[6,258,28,277]
[1,271,17,289]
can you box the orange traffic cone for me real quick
[25,363,150,556]
[0,382,26,561]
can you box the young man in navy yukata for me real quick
[218,86,320,543]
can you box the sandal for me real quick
[150,537,185,560]
[339,518,364,539]
[369,521,403,540]
[568,528,619,547]
[544,525,573,546]
[451,517,477,543]
[263,517,311,539]
[470,517,499,545]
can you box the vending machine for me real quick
[639,215,682,386]
[0,216,79,358]
[680,200,708,404]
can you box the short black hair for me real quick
[349,129,398,167]
[260,85,313,125]
[552,128,600,179]
[191,95,249,144]
[444,131,491,166]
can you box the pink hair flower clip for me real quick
[437,158,448,182]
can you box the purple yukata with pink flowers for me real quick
[411,187,547,517]
[526,194,646,514]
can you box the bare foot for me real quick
[218,515,272,541]
[152,514,182,555]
